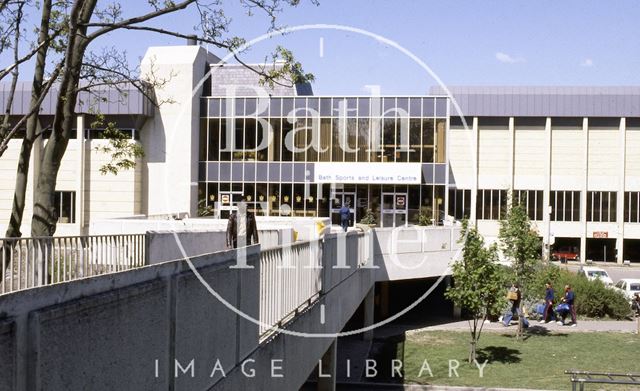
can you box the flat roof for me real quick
[0,82,154,117]
[429,86,640,117]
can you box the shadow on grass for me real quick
[521,326,569,340]
[476,346,522,364]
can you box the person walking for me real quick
[540,282,556,324]
[561,284,577,327]
[339,201,351,232]
[503,283,523,327]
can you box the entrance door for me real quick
[330,191,356,227]
[381,192,408,228]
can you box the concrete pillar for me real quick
[317,339,337,391]
[379,281,389,319]
[580,118,589,263]
[76,115,86,234]
[445,275,461,318]
[470,117,479,225]
[617,118,626,264]
[543,117,552,262]
[363,286,375,341]
[508,117,515,193]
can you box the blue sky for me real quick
[10,1,640,94]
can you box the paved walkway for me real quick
[416,319,639,333]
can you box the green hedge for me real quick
[527,265,631,319]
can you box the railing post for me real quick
[144,232,150,265]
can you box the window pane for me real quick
[609,192,617,222]
[281,119,293,161]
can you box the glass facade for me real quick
[198,96,448,225]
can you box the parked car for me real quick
[577,266,614,286]
[551,246,579,262]
[613,278,640,302]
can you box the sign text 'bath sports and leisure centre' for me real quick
[313,163,422,184]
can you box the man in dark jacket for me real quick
[562,285,577,326]
[339,201,351,232]
[540,282,556,324]
[226,200,259,249]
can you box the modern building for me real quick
[2,44,640,263]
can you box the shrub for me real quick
[359,209,377,225]
[528,265,631,319]
[417,206,433,226]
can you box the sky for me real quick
[7,1,640,94]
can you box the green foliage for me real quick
[498,195,542,293]
[91,114,145,175]
[528,265,632,319]
[359,208,377,225]
[417,206,433,226]
[446,221,506,318]
[445,220,507,362]
[259,46,315,88]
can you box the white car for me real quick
[577,266,614,286]
[613,278,640,301]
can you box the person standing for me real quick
[540,282,556,324]
[226,199,259,249]
[339,201,350,232]
[562,285,577,327]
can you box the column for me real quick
[470,117,479,224]
[617,118,626,264]
[76,115,85,234]
[446,275,461,319]
[379,281,389,319]
[508,117,515,193]
[363,286,375,341]
[543,117,552,262]
[317,339,337,391]
[580,118,589,263]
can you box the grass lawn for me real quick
[402,329,640,390]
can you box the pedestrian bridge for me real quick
[0,226,461,391]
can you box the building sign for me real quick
[314,163,421,184]
[396,196,406,207]
[593,231,608,238]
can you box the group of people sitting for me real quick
[502,282,577,327]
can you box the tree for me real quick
[499,194,542,295]
[445,220,506,363]
[498,194,543,338]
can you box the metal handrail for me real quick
[566,370,640,391]
[0,234,147,295]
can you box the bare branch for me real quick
[85,0,196,41]
[0,62,63,157]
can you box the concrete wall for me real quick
[0,234,376,391]
[146,229,283,264]
[0,246,261,391]
[140,45,220,218]
[373,226,462,281]
[88,216,315,242]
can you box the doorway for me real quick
[330,191,356,227]
[381,192,408,228]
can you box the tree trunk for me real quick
[5,0,52,239]
[469,340,477,364]
[31,0,97,237]
[1,0,52,283]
